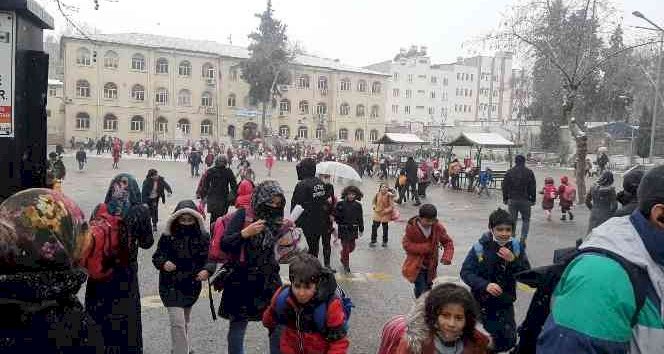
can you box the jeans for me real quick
[397,186,407,203]
[340,238,356,267]
[408,181,420,203]
[306,233,332,266]
[78,160,85,170]
[481,305,516,352]
[190,164,200,177]
[371,221,389,244]
[414,268,432,298]
[148,198,159,227]
[227,317,282,354]
[167,307,191,354]
[508,199,532,240]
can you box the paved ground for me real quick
[59,152,598,353]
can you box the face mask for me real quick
[492,232,512,246]
[256,204,284,225]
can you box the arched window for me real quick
[279,99,291,115]
[338,128,348,140]
[298,126,308,139]
[371,81,382,94]
[297,75,310,89]
[76,48,91,66]
[315,102,327,115]
[227,94,236,107]
[340,78,352,91]
[157,116,168,133]
[178,89,191,106]
[103,82,118,99]
[156,58,169,74]
[131,53,145,71]
[279,125,290,138]
[76,80,90,97]
[201,92,213,107]
[370,129,379,142]
[371,105,380,118]
[75,112,90,130]
[357,80,367,92]
[103,114,118,131]
[131,84,145,101]
[103,51,118,69]
[339,102,350,116]
[315,128,325,140]
[227,125,236,138]
[155,87,169,105]
[130,115,145,132]
[318,76,328,91]
[299,100,309,114]
[200,119,212,136]
[178,118,191,135]
[355,128,364,141]
[202,63,215,79]
[179,61,192,76]
[356,104,365,117]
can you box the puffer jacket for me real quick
[401,216,454,283]
[585,185,617,232]
[373,192,394,223]
[197,165,237,214]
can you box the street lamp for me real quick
[633,11,664,163]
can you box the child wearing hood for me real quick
[540,177,557,221]
[558,176,576,221]
[152,200,215,354]
[235,179,255,210]
[335,186,365,273]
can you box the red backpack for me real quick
[208,210,248,263]
[562,185,577,202]
[377,315,407,354]
[80,204,124,282]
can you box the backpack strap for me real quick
[313,298,329,333]
[511,238,521,258]
[473,242,484,263]
[274,286,291,325]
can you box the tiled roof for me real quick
[65,33,388,76]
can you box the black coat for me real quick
[291,177,332,235]
[334,200,364,240]
[141,177,173,204]
[502,164,537,204]
[199,166,237,214]
[405,159,418,183]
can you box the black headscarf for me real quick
[597,171,614,187]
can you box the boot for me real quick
[569,211,574,220]
[561,214,567,221]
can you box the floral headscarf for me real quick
[104,173,142,217]
[251,180,286,249]
[0,188,90,272]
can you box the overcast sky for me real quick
[39,0,663,67]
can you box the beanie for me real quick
[623,169,644,195]
[638,165,664,216]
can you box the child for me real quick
[262,254,349,354]
[395,170,408,204]
[265,151,275,177]
[477,167,493,197]
[540,177,557,221]
[152,200,215,354]
[402,204,455,298]
[558,176,576,221]
[335,186,365,273]
[460,209,531,353]
[371,184,394,247]
[377,283,490,354]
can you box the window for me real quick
[200,120,212,136]
[131,84,145,101]
[408,74,413,83]
[202,63,215,79]
[297,75,310,89]
[178,119,191,135]
[103,114,118,131]
[393,72,399,81]
[417,90,425,94]
[178,89,192,106]
[316,103,327,115]
[298,126,308,139]
[470,74,474,81]
[129,116,144,132]
[299,100,309,114]
[339,103,350,116]
[340,79,352,91]
[391,104,399,114]
[428,107,435,115]
[279,125,290,138]
[370,129,379,142]
[157,116,168,133]
[370,105,379,118]
[179,61,192,76]
[356,104,365,117]
[393,88,400,97]
[405,89,412,98]
[456,73,461,80]
[416,105,425,110]
[418,75,427,79]
[103,82,118,99]
[279,99,291,115]
[405,106,411,114]
[75,112,90,130]
[155,88,169,105]
[156,58,169,74]
[338,128,348,140]
[464,89,469,97]
[469,90,472,97]
[201,92,213,107]
[103,51,118,69]
[227,94,236,107]
[371,82,381,94]
[49,87,57,97]
[355,129,364,142]
[76,80,90,98]
[227,125,236,138]
[430,91,436,99]
[443,78,448,86]
[131,54,145,71]
[430,76,438,84]
[76,48,91,66]
[230,68,238,81]
[318,76,328,91]
[357,80,367,92]
[316,128,325,140]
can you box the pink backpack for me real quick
[377,315,407,354]
[562,185,577,202]
[208,211,247,263]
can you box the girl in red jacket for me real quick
[540,177,557,221]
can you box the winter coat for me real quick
[502,164,536,204]
[291,164,332,235]
[557,184,574,209]
[406,159,418,183]
[152,208,215,308]
[393,291,490,354]
[541,184,557,210]
[460,232,530,309]
[614,190,638,217]
[335,200,364,241]
[197,165,237,214]
[478,171,492,186]
[234,180,254,209]
[141,176,172,204]
[188,151,202,166]
[76,150,87,163]
[401,216,454,283]
[373,192,394,223]
[262,273,349,354]
[219,208,282,321]
[585,185,617,231]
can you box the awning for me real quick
[374,133,428,145]
[444,132,515,148]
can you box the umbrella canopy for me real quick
[316,161,361,183]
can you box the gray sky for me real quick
[40,0,663,67]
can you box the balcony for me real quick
[205,107,217,115]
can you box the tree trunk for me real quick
[563,90,588,204]
[261,101,267,140]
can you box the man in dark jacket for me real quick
[141,169,173,231]
[405,156,421,206]
[188,148,202,177]
[615,169,644,217]
[76,146,87,171]
[502,155,536,243]
[197,156,237,226]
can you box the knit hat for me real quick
[638,165,664,216]
[515,155,526,165]
[623,169,645,195]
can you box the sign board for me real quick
[0,12,15,137]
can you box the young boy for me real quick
[401,204,455,298]
[460,208,531,352]
[477,167,493,197]
[263,254,349,354]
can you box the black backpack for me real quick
[512,246,648,354]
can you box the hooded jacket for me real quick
[585,184,617,231]
[235,180,254,209]
[197,164,237,213]
[141,176,172,204]
[401,216,455,283]
[292,158,332,235]
[502,156,536,204]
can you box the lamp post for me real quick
[633,11,664,163]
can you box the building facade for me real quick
[59,33,388,148]
[46,79,65,145]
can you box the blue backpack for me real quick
[274,285,354,332]
[473,238,521,263]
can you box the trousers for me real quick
[167,307,192,354]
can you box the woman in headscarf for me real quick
[585,170,618,232]
[0,188,103,353]
[614,169,644,217]
[219,180,287,354]
[85,173,154,354]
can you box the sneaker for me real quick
[369,242,377,248]
[561,215,567,221]
[382,242,388,247]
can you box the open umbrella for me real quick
[316,161,362,183]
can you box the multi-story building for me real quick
[46,79,65,145]
[59,33,388,148]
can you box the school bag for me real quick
[208,210,246,263]
[80,203,123,282]
[377,315,407,354]
[398,175,408,186]
[543,185,557,201]
[274,284,354,333]
[511,246,648,354]
[562,185,577,202]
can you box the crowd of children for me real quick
[539,175,577,222]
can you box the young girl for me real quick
[378,282,490,354]
[265,151,275,177]
[541,177,557,221]
[335,186,365,273]
[371,184,394,247]
[558,176,576,221]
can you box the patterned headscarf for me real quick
[251,180,286,249]
[0,189,90,272]
[597,171,614,187]
[104,173,142,217]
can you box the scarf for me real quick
[251,181,286,250]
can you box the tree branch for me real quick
[578,39,663,86]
